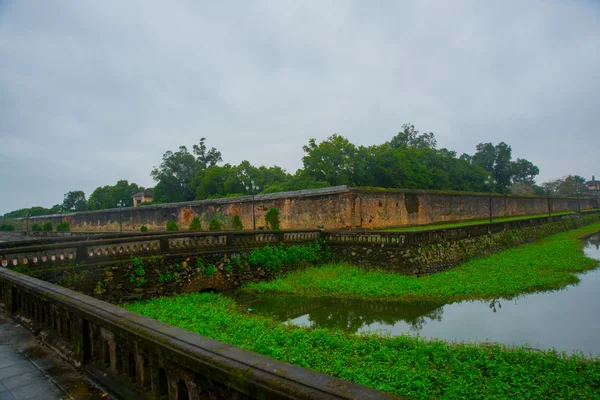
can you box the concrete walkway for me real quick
[0,315,109,400]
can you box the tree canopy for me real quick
[6,124,592,218]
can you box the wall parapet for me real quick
[10,185,597,232]
[0,268,399,399]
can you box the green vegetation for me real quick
[88,180,142,210]
[56,222,70,232]
[232,215,243,230]
[31,223,43,232]
[43,221,53,232]
[128,255,147,285]
[166,220,179,231]
[244,222,600,302]
[203,264,215,277]
[0,224,15,231]
[265,207,280,230]
[385,211,575,232]
[140,225,148,232]
[126,292,600,399]
[189,217,202,231]
[208,218,221,231]
[247,241,329,271]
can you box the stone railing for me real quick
[0,230,323,269]
[2,212,597,270]
[325,212,593,248]
[0,268,398,399]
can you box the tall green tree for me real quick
[88,180,142,210]
[152,138,223,203]
[62,190,88,212]
[389,123,437,150]
[511,158,540,184]
[301,134,359,186]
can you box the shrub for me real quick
[247,241,329,270]
[56,222,70,232]
[265,207,280,230]
[43,221,53,232]
[31,224,43,232]
[232,215,243,230]
[0,224,15,231]
[208,218,221,231]
[189,217,202,231]
[140,225,148,232]
[166,220,179,231]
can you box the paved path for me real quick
[0,315,109,400]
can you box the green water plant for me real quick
[126,292,600,399]
[243,222,600,302]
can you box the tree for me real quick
[151,146,198,203]
[470,142,515,193]
[553,175,587,196]
[511,158,540,184]
[62,191,88,212]
[166,220,179,231]
[232,215,243,230]
[510,182,537,195]
[265,207,280,230]
[208,218,221,231]
[301,134,359,186]
[389,123,437,150]
[152,139,223,203]
[189,217,202,231]
[193,137,223,170]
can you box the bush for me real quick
[189,217,202,231]
[208,218,221,231]
[232,215,243,230]
[265,207,280,230]
[31,224,43,232]
[0,224,15,231]
[43,221,53,232]
[166,220,179,231]
[247,241,329,270]
[56,222,70,232]
[140,225,148,232]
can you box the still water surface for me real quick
[231,233,600,356]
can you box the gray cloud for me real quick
[1,0,599,214]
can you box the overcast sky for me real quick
[1,0,599,214]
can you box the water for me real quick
[230,233,600,356]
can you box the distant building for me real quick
[132,189,153,206]
[586,176,600,192]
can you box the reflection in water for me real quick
[230,232,600,356]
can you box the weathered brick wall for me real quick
[22,186,596,232]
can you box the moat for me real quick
[230,232,600,356]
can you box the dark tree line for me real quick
[4,124,594,218]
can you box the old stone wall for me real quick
[329,213,600,274]
[0,268,396,400]
[17,249,307,304]
[20,186,596,232]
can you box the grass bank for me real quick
[125,292,600,399]
[384,210,576,232]
[242,222,600,302]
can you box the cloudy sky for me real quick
[1,0,599,214]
